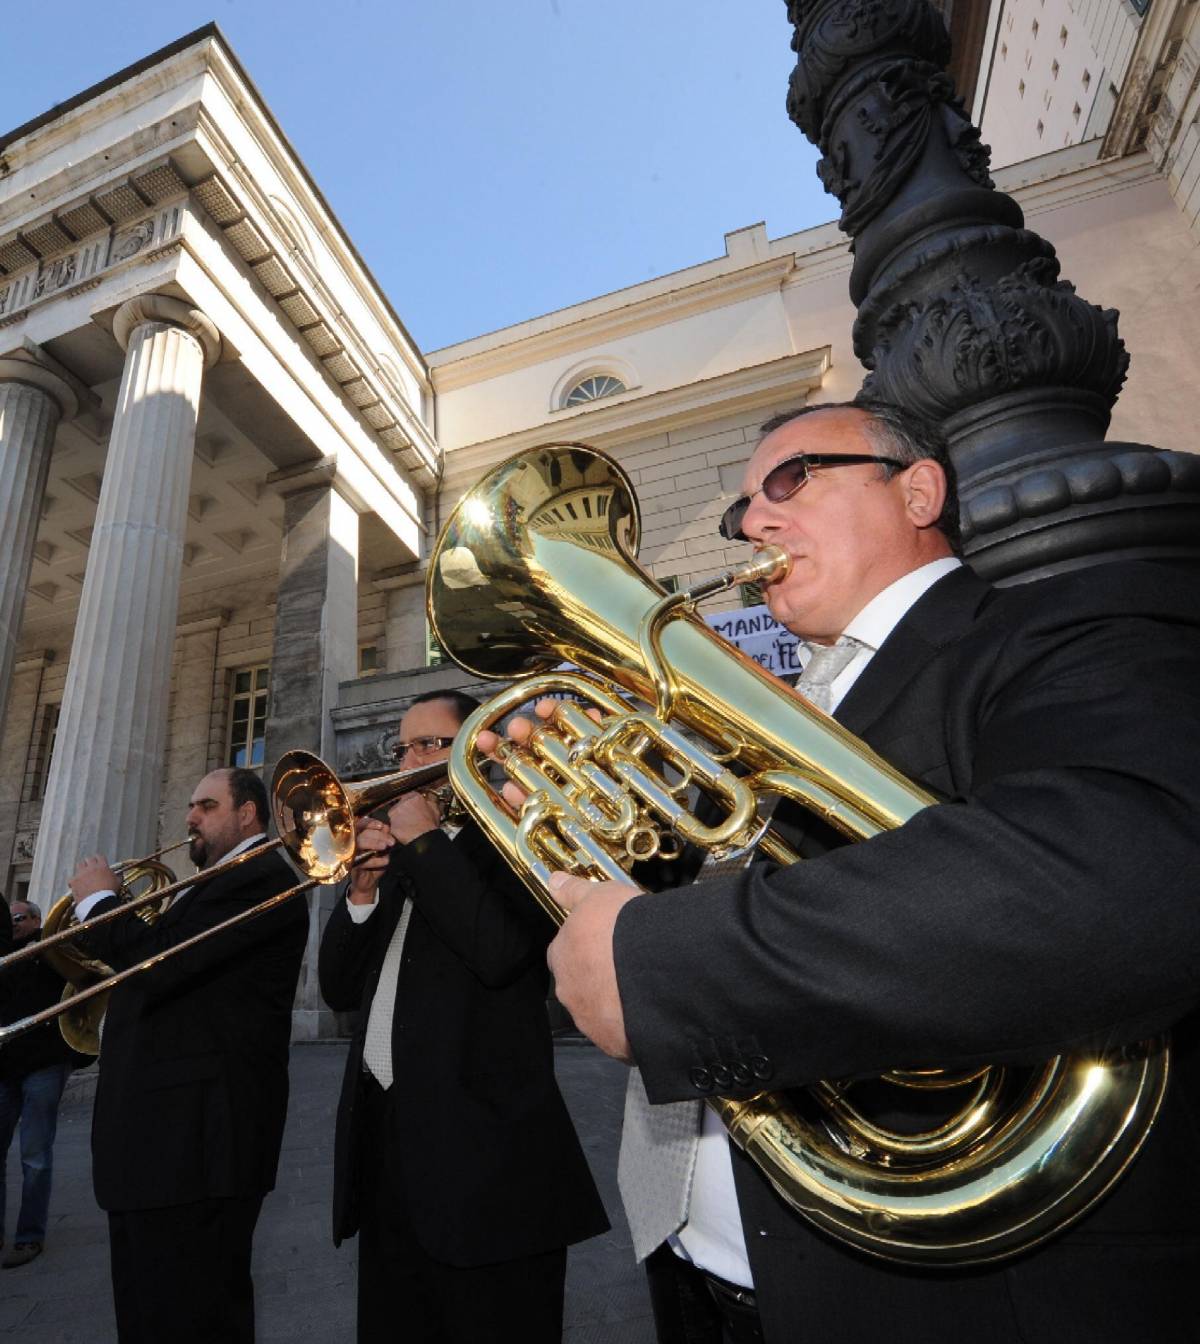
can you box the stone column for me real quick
[262,461,360,1040]
[29,295,220,904]
[0,652,51,886]
[0,360,76,728]
[159,612,227,839]
[377,568,427,672]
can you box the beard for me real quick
[188,834,209,869]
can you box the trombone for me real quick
[0,752,448,1049]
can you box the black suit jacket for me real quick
[617,562,1200,1343]
[81,843,307,1212]
[0,932,81,1080]
[319,818,609,1266]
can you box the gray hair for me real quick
[758,398,962,555]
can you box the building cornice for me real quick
[176,611,229,637]
[999,148,1160,217]
[0,25,218,154]
[264,455,372,516]
[430,255,797,392]
[0,28,429,382]
[190,104,438,482]
[1103,0,1188,161]
[440,346,832,484]
[0,29,440,491]
[196,45,429,390]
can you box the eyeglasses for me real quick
[394,736,455,761]
[718,453,907,542]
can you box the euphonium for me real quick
[427,442,1168,1266]
[40,847,185,1055]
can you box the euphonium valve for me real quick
[426,441,1168,1266]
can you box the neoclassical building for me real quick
[1,16,1197,1033]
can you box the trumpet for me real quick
[0,754,448,1049]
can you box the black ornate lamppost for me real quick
[783,0,1200,581]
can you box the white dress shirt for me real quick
[672,556,961,1287]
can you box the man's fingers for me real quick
[544,877,638,1062]
[547,871,595,913]
[507,714,535,744]
[354,818,394,855]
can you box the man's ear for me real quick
[902,460,947,530]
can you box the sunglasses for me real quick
[718,453,907,542]
[394,736,455,761]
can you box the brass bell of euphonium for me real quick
[425,441,1168,1267]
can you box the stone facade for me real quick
[0,29,430,1036]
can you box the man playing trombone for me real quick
[67,766,307,1344]
[318,689,608,1344]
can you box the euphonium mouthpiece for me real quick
[680,545,790,604]
[746,544,790,584]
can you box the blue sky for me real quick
[2,1,835,352]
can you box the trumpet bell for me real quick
[270,751,449,880]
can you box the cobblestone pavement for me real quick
[0,1041,655,1343]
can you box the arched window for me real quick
[563,374,626,407]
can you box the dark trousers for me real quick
[0,1062,69,1243]
[356,1074,567,1344]
[645,1244,764,1344]
[108,1194,264,1344]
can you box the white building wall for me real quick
[982,0,1106,163]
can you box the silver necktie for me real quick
[618,634,866,1259]
[795,634,865,713]
[361,899,413,1090]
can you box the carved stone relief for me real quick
[108,217,156,266]
[33,252,78,299]
[337,722,402,778]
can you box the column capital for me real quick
[265,456,368,513]
[13,650,53,676]
[0,356,79,420]
[372,563,424,592]
[177,610,230,638]
[113,294,221,369]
